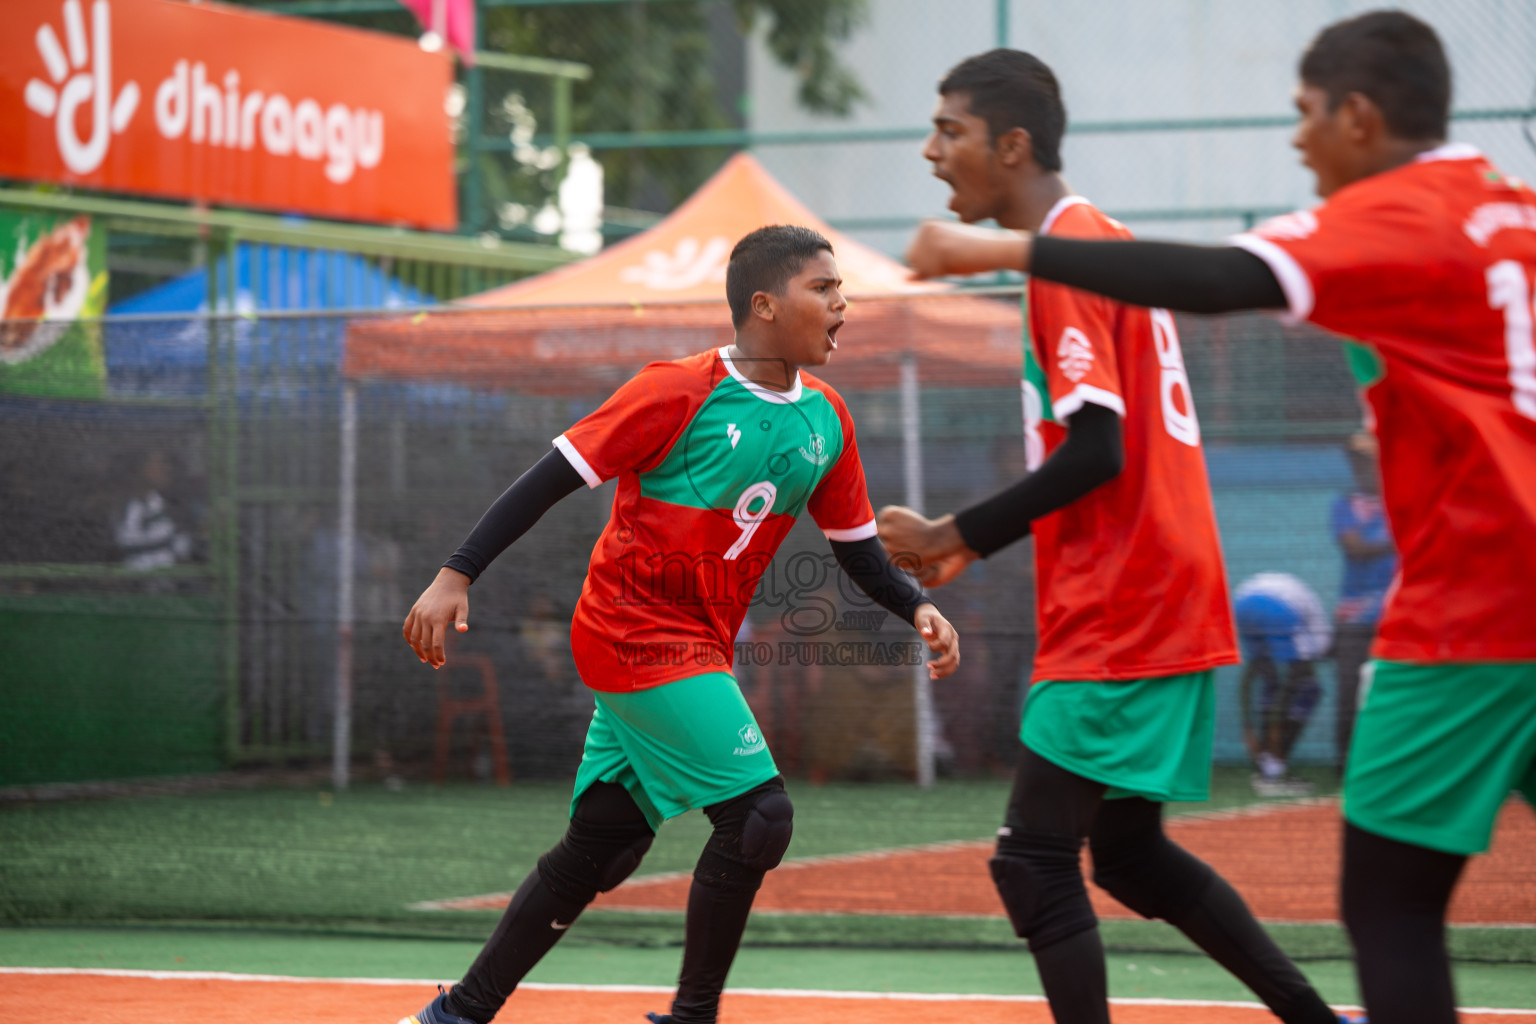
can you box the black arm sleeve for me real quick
[442,449,586,582]
[952,402,1124,558]
[1030,236,1287,314]
[828,535,932,627]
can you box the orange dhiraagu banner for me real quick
[0,0,456,229]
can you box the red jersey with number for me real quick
[554,348,877,692]
[1234,145,1536,662]
[1023,197,1238,682]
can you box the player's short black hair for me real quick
[939,49,1066,172]
[726,225,834,327]
[1300,10,1450,141]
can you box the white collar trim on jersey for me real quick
[1415,142,1482,164]
[1039,194,1092,235]
[719,346,803,404]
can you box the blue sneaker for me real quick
[645,1014,675,1024]
[400,987,477,1024]
[1338,1014,1369,1023]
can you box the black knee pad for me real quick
[1089,829,1213,922]
[740,788,794,870]
[694,778,794,892]
[989,828,1096,951]
[538,783,656,904]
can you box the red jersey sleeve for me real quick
[1032,277,1127,420]
[554,361,700,488]
[806,391,877,541]
[1232,186,1445,339]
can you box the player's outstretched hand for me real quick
[913,603,960,679]
[877,505,978,588]
[914,549,978,588]
[402,567,472,669]
[905,220,1032,280]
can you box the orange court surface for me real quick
[7,971,1536,1024]
[431,798,1536,927]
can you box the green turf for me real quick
[5,926,1536,1009]
[0,769,1311,927]
[3,768,1530,968]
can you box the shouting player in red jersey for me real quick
[907,14,1536,1024]
[400,226,959,1024]
[879,50,1338,1024]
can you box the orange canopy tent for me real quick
[342,154,1021,394]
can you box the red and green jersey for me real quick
[1234,144,1536,662]
[1024,197,1239,682]
[555,347,876,691]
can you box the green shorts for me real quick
[572,671,780,831]
[1344,660,1536,855]
[1020,671,1215,803]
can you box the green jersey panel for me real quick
[639,376,846,519]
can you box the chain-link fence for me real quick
[1,297,1371,791]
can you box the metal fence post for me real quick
[202,228,245,766]
[333,383,358,791]
[462,0,486,234]
[901,353,935,788]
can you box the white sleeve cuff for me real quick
[1230,232,1315,324]
[553,434,604,489]
[823,519,879,542]
[1052,384,1127,420]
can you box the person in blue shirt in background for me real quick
[1330,432,1396,778]
[1234,573,1334,797]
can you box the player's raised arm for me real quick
[402,450,585,668]
[905,219,1030,279]
[1028,235,1288,313]
[905,220,1288,315]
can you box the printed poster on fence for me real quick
[0,208,107,398]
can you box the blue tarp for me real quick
[110,243,429,317]
[103,244,430,398]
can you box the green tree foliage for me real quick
[482,0,867,217]
[225,1,869,231]
[735,0,867,117]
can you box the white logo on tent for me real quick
[620,236,730,292]
[24,0,141,175]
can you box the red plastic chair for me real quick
[433,653,512,786]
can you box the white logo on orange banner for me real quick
[24,0,141,175]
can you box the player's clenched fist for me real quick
[877,504,978,588]
[402,566,472,669]
[905,219,1032,280]
[913,603,961,679]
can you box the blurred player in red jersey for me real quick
[879,50,1338,1024]
[400,226,959,1024]
[906,13,1536,1024]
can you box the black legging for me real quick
[1001,744,1335,1024]
[451,782,655,1022]
[1342,822,1468,1024]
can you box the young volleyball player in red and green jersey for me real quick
[881,50,1338,1024]
[400,225,959,1024]
[907,14,1534,1024]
